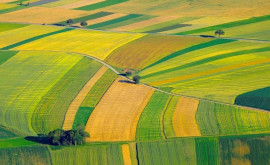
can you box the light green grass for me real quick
[0,23,27,32]
[163,96,178,138]
[32,57,102,134]
[137,138,197,164]
[195,137,219,165]
[49,143,124,165]
[136,91,170,141]
[0,145,51,164]
[196,100,270,136]
[0,50,18,65]
[0,51,82,135]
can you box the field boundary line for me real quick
[0,21,270,43]
[1,49,270,114]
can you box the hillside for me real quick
[0,0,269,164]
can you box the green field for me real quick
[136,91,170,141]
[235,87,270,111]
[32,57,102,134]
[0,51,83,135]
[196,100,270,136]
[0,0,269,163]
[73,69,117,128]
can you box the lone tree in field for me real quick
[133,75,141,84]
[215,29,225,38]
[80,21,88,27]
[47,126,89,146]
[66,19,74,26]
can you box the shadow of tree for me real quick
[25,135,50,145]
[118,80,135,84]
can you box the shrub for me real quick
[80,21,88,27]
[47,126,89,146]
[133,75,141,84]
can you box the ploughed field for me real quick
[0,0,270,164]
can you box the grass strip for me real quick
[143,46,270,79]
[31,57,102,134]
[0,23,28,32]
[178,14,270,34]
[235,86,270,111]
[142,39,235,73]
[1,28,73,50]
[56,11,113,25]
[75,0,128,11]
[0,51,18,65]
[145,24,191,33]
[86,14,142,29]
[136,91,170,141]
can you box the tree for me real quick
[133,75,141,84]
[47,127,89,146]
[80,21,88,27]
[66,19,74,26]
[125,71,132,76]
[215,29,225,38]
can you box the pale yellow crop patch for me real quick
[0,25,62,48]
[16,29,145,60]
[0,7,91,24]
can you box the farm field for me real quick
[0,0,270,164]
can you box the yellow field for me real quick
[0,7,91,24]
[85,77,154,141]
[0,3,14,10]
[0,0,16,2]
[59,0,106,9]
[172,97,200,137]
[75,13,127,26]
[102,0,270,17]
[150,58,270,86]
[0,25,62,48]
[16,29,145,60]
[112,16,177,32]
[163,16,244,34]
[40,0,82,7]
[62,66,107,130]
[122,144,132,165]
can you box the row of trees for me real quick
[66,19,88,27]
[47,126,89,146]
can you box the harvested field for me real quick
[56,11,113,25]
[80,12,126,26]
[40,0,82,7]
[85,77,154,142]
[112,16,177,32]
[86,14,142,29]
[59,0,105,9]
[106,35,209,70]
[62,66,107,130]
[0,7,91,24]
[30,0,59,6]
[173,97,200,137]
[75,0,128,11]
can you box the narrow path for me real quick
[1,49,270,114]
[1,21,270,43]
